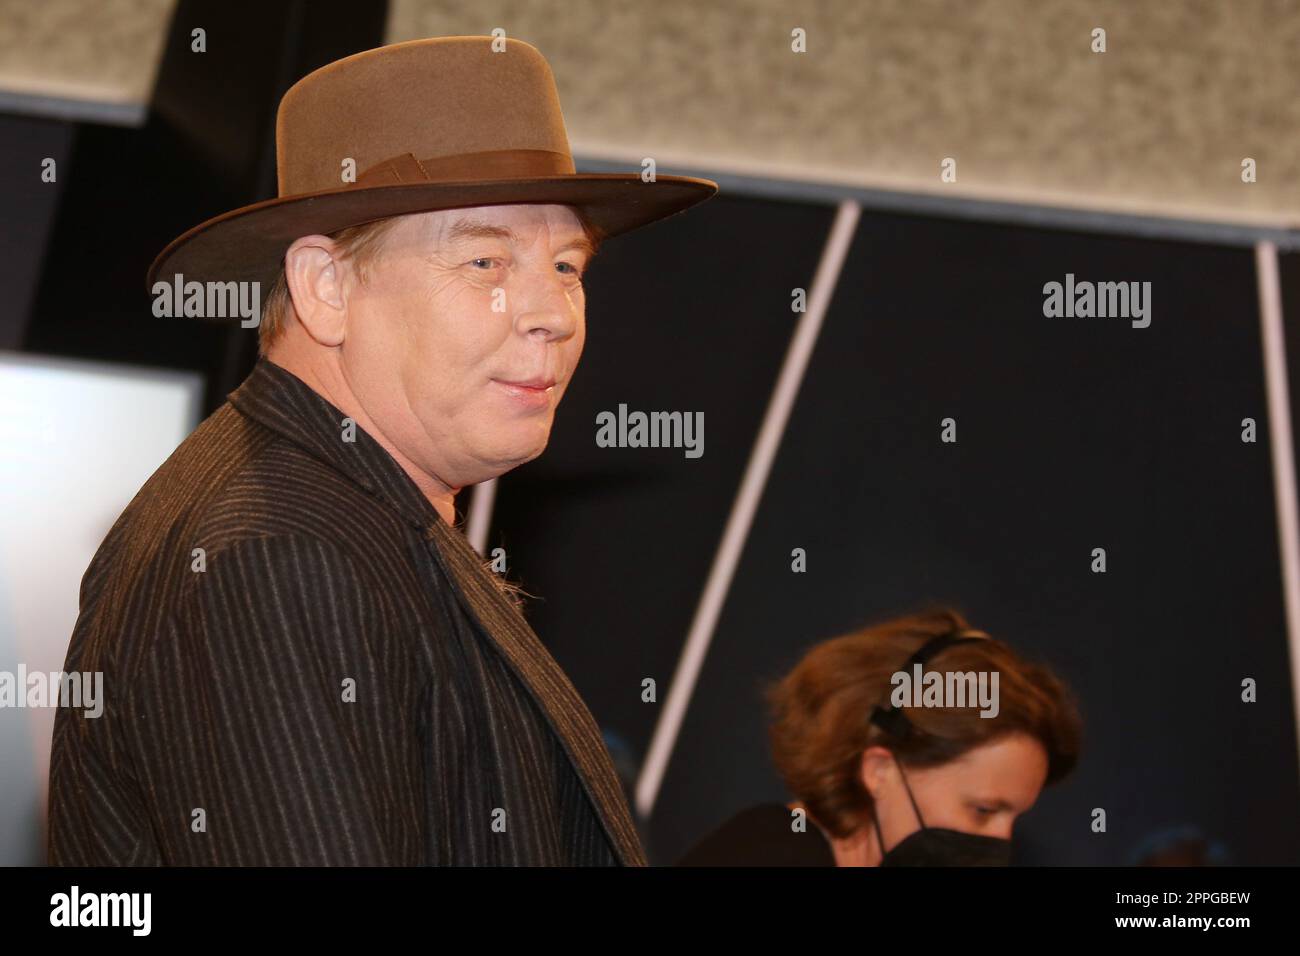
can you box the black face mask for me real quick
[873,756,1013,867]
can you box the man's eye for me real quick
[975,806,997,816]
[469,257,501,269]
[556,261,583,278]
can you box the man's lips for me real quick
[492,377,557,409]
[493,377,556,390]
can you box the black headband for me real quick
[869,631,985,740]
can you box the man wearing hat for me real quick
[47,35,716,866]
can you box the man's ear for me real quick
[283,235,349,347]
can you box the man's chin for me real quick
[482,435,551,475]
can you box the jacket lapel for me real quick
[229,359,647,866]
[422,515,648,866]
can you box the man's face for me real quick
[338,203,590,489]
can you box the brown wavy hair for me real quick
[764,607,1082,839]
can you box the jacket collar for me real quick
[228,358,441,532]
[228,358,647,865]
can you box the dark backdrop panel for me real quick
[1281,251,1300,491]
[489,194,835,855]
[0,115,72,350]
[22,0,390,410]
[650,211,1299,865]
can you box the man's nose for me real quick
[514,272,581,340]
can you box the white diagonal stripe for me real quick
[466,477,497,556]
[1256,240,1300,784]
[636,200,861,818]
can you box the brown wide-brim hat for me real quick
[147,35,718,300]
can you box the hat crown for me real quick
[275,36,575,197]
[147,35,716,294]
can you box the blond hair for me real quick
[257,218,404,356]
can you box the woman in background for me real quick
[677,608,1083,866]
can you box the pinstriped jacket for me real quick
[48,358,646,866]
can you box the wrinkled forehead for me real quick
[395,203,589,248]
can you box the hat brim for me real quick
[146,173,718,305]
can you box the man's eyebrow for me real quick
[447,218,514,244]
[446,217,597,260]
[557,235,597,261]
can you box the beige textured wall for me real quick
[0,0,1293,226]
[389,0,1300,228]
[0,0,174,106]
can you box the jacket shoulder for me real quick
[193,428,413,557]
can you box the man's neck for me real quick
[264,348,460,526]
